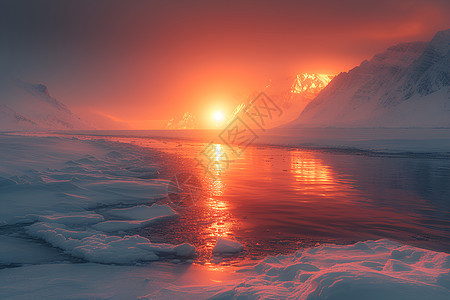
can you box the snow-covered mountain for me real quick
[289,29,450,128]
[165,112,196,129]
[0,79,91,131]
[289,73,334,99]
[260,73,334,127]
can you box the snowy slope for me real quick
[0,79,91,131]
[289,29,450,128]
[289,73,334,99]
[256,73,335,128]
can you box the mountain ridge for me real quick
[0,79,92,131]
[288,29,450,128]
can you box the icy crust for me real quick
[27,222,195,264]
[34,212,105,225]
[0,135,168,226]
[152,240,450,300]
[1,240,449,299]
[103,204,177,221]
[0,134,195,265]
[0,235,67,265]
[213,237,244,254]
[93,204,178,232]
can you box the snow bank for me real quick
[2,239,449,299]
[27,222,195,264]
[0,261,242,300]
[199,239,450,300]
[137,240,450,299]
[212,237,244,254]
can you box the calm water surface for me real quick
[77,135,450,264]
[47,134,449,264]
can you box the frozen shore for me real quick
[50,127,450,154]
[0,133,449,299]
[1,238,449,299]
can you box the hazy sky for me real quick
[1,0,450,129]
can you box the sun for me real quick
[213,110,225,123]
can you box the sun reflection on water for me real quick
[199,151,235,256]
[204,196,232,238]
[210,143,232,177]
[289,150,355,199]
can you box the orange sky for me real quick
[2,0,450,129]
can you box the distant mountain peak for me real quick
[290,73,334,99]
[14,79,73,115]
[288,28,450,128]
[0,104,39,129]
[428,28,450,56]
[0,79,92,131]
[33,83,50,96]
[166,112,196,129]
[385,41,428,53]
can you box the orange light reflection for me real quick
[199,144,235,260]
[289,150,355,199]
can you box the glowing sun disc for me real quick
[213,111,225,122]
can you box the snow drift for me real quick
[150,239,450,300]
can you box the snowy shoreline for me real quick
[0,133,449,299]
[1,238,449,299]
[15,127,450,154]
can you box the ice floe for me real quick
[0,134,194,266]
[0,135,170,226]
[212,237,244,254]
[103,204,177,221]
[27,222,195,264]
